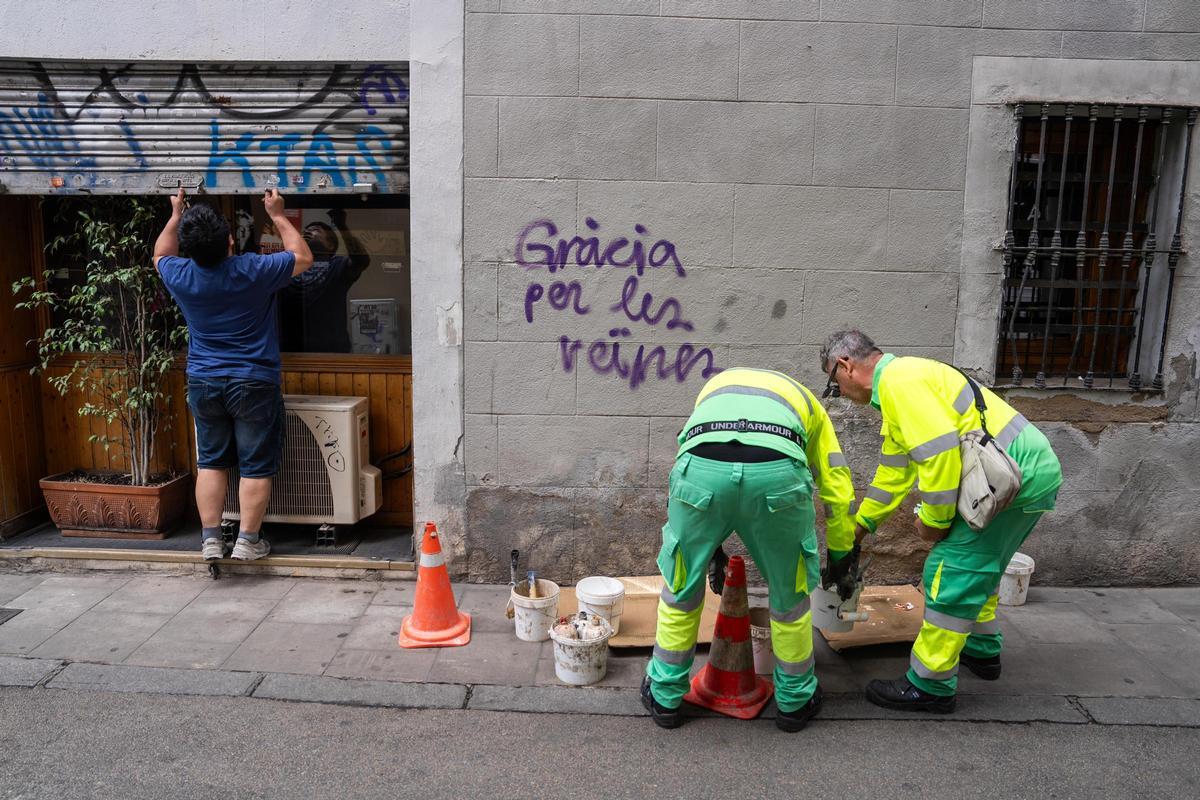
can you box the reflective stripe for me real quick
[929,560,944,602]
[953,382,975,415]
[419,552,444,569]
[652,643,696,666]
[924,608,976,634]
[700,385,802,423]
[972,619,1002,635]
[864,485,893,505]
[776,654,816,675]
[920,488,959,506]
[910,651,958,680]
[659,586,703,613]
[909,431,960,462]
[770,596,812,624]
[827,452,849,469]
[879,452,910,468]
[823,503,834,517]
[741,368,815,416]
[995,413,1029,449]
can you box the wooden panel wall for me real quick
[40,359,414,527]
[40,367,193,478]
[0,196,47,530]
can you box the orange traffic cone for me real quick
[398,522,471,648]
[683,555,773,719]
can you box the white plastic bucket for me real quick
[749,606,775,675]
[811,586,854,633]
[549,615,613,685]
[999,552,1036,606]
[575,576,626,635]
[510,579,560,642]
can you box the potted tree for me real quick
[12,197,191,539]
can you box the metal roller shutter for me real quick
[0,60,408,195]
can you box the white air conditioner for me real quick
[223,395,383,526]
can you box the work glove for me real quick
[707,545,729,595]
[822,542,861,601]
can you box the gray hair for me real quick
[820,330,881,371]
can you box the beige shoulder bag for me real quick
[949,367,1023,531]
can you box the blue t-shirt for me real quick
[158,251,296,384]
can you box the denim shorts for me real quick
[187,377,285,478]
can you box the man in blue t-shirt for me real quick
[154,188,313,562]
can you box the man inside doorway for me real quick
[153,188,314,561]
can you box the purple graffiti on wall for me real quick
[515,217,686,277]
[515,216,720,390]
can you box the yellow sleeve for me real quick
[854,425,918,532]
[867,374,962,530]
[803,396,855,556]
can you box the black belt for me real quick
[689,442,789,463]
[682,420,805,448]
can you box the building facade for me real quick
[1,1,1198,585]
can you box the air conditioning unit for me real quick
[223,395,383,528]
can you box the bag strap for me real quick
[947,364,993,446]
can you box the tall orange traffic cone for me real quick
[398,522,471,648]
[683,555,773,719]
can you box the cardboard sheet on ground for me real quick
[558,576,722,648]
[818,584,925,652]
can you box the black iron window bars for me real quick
[998,103,1195,390]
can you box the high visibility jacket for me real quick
[856,355,1038,532]
[677,368,856,553]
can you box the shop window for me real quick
[39,196,176,335]
[231,194,411,356]
[998,104,1196,390]
[39,194,411,358]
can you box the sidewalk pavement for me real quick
[1,570,1198,727]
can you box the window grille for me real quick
[998,103,1195,389]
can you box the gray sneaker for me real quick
[201,538,227,561]
[231,537,271,561]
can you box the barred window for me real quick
[998,104,1196,390]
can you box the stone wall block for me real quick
[465,13,579,96]
[579,16,739,100]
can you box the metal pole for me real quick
[1000,104,1024,378]
[1007,104,1050,385]
[1110,106,1147,386]
[1130,108,1171,390]
[1066,105,1100,385]
[1038,105,1073,388]
[1154,108,1197,389]
[1086,106,1123,388]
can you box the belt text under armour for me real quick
[683,420,804,448]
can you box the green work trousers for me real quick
[646,453,820,713]
[907,427,1061,698]
[907,503,1047,696]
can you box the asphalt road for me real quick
[2,687,1197,800]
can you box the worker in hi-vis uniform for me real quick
[642,367,856,731]
[819,330,1062,713]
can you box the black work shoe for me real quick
[640,676,684,729]
[865,677,956,714]
[707,546,729,596]
[775,686,823,732]
[959,652,1002,681]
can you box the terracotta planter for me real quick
[39,472,192,540]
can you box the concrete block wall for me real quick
[462,2,1200,584]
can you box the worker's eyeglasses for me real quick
[822,363,841,399]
